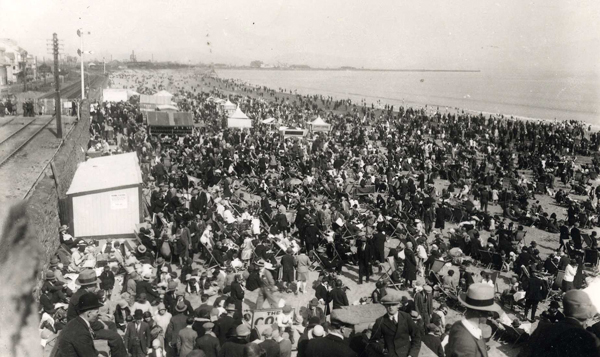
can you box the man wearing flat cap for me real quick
[518,289,600,357]
[370,290,422,357]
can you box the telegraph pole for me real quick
[77,29,85,99]
[52,33,63,139]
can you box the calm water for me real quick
[218,69,600,125]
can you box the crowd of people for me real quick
[39,69,600,357]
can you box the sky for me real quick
[1,0,598,74]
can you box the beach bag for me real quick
[160,241,171,258]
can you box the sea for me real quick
[217,69,600,125]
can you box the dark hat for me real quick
[134,309,143,320]
[309,298,319,307]
[49,257,60,267]
[549,300,560,309]
[176,301,187,313]
[143,311,152,318]
[76,269,100,286]
[77,292,103,313]
[46,271,56,280]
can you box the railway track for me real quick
[39,75,102,100]
[0,116,55,168]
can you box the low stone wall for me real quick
[28,100,90,270]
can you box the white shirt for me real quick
[564,264,577,282]
[388,312,399,324]
[461,319,482,340]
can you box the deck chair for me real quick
[582,234,594,248]
[309,251,326,272]
[547,271,565,301]
[377,256,402,291]
[500,323,527,346]
[479,250,493,269]
[584,248,599,267]
[200,242,224,269]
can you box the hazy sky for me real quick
[1,0,598,73]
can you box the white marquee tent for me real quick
[228,107,252,128]
[309,116,331,132]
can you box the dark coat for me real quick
[219,337,249,357]
[357,241,373,274]
[214,315,237,345]
[230,281,245,312]
[370,311,422,357]
[445,321,488,357]
[55,317,98,357]
[281,254,296,283]
[422,334,445,357]
[305,334,358,357]
[329,287,349,310]
[525,275,547,302]
[518,318,600,357]
[66,288,87,321]
[403,249,418,281]
[136,280,160,302]
[314,284,331,315]
[196,333,220,357]
[124,321,151,353]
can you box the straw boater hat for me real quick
[458,283,501,312]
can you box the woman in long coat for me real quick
[403,242,418,288]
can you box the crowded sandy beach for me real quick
[23,64,598,357]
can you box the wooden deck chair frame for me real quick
[309,251,326,272]
[200,242,223,269]
[500,323,526,346]
[479,250,493,269]
[585,248,600,267]
[378,256,402,290]
[489,270,500,293]
[582,234,594,249]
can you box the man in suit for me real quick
[373,227,387,273]
[281,248,296,291]
[570,222,583,250]
[446,283,500,357]
[356,236,372,284]
[196,322,220,357]
[55,292,103,357]
[304,317,358,357]
[230,275,245,313]
[125,309,152,357]
[177,317,198,357]
[329,279,349,310]
[523,267,548,322]
[67,269,101,321]
[215,304,238,345]
[137,274,161,304]
[422,324,445,357]
[370,290,421,357]
[518,289,600,357]
[166,301,191,357]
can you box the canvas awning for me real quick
[228,108,252,128]
[155,90,173,97]
[261,118,276,124]
[147,111,194,127]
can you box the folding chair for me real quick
[201,242,223,269]
[584,248,599,267]
[582,234,594,249]
[500,323,527,346]
[377,256,402,290]
[547,270,564,301]
[309,251,325,272]
[479,250,493,269]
